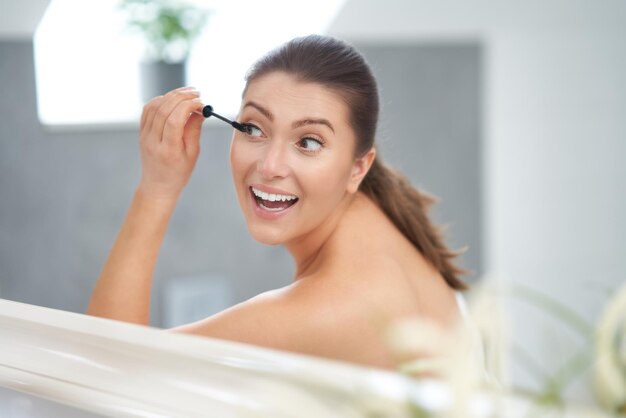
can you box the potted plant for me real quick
[118,0,210,101]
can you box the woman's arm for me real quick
[86,190,176,324]
[86,87,205,324]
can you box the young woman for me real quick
[87,34,468,371]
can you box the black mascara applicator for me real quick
[202,105,251,134]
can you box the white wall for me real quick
[329,0,626,400]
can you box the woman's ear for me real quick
[346,148,376,194]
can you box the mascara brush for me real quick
[201,105,251,134]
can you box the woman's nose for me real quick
[258,141,290,180]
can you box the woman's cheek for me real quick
[230,140,253,174]
[229,141,249,196]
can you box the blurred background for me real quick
[0,0,624,409]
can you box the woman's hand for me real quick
[88,87,204,324]
[137,86,205,201]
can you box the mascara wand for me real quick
[202,105,251,134]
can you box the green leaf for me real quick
[117,0,211,61]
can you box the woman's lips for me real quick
[249,187,299,220]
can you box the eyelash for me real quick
[241,123,325,154]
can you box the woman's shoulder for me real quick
[202,278,398,368]
[286,257,424,331]
[169,257,450,370]
[169,286,297,346]
[278,273,402,368]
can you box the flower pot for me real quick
[140,61,187,103]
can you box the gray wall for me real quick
[359,42,482,279]
[0,39,481,326]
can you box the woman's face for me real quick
[229,71,369,245]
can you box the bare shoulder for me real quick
[168,286,306,352]
[167,281,352,350]
[278,272,402,368]
[167,272,399,368]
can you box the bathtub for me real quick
[0,298,424,417]
[0,298,610,417]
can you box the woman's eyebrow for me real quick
[243,101,335,134]
[292,118,335,134]
[243,101,274,121]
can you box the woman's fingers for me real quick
[148,88,201,143]
[182,112,205,158]
[161,97,205,152]
[141,86,188,133]
[134,87,209,201]
[139,87,197,139]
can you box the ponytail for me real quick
[359,154,469,291]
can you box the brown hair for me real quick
[243,34,468,290]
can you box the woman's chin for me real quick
[247,225,288,246]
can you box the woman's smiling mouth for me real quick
[249,185,299,217]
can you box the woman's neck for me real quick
[285,195,351,279]
[286,191,376,280]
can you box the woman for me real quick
[87,34,468,371]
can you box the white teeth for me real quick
[251,187,297,201]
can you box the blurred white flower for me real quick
[465,275,510,390]
[382,279,506,417]
[593,283,626,414]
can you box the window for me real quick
[34,0,346,127]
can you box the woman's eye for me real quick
[299,137,323,152]
[243,124,263,138]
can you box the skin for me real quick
[87,73,459,371]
